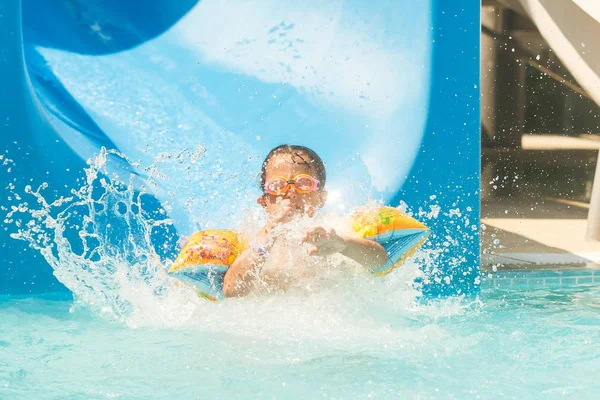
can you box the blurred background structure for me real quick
[481,0,600,269]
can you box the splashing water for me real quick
[6,148,190,324]
[5,152,599,398]
[4,146,478,334]
[12,151,600,399]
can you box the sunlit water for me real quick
[4,151,598,398]
[2,282,600,399]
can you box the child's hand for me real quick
[258,199,295,242]
[299,227,346,256]
[268,198,295,227]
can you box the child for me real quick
[222,145,388,297]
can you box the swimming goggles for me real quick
[263,174,320,195]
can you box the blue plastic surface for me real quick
[0,0,480,296]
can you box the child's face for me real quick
[258,154,327,219]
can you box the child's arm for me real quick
[223,202,293,297]
[299,227,388,270]
[222,246,265,298]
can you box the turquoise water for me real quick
[2,273,600,399]
[3,152,598,398]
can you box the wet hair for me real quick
[259,145,326,191]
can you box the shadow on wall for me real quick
[22,0,200,54]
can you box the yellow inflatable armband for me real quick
[168,207,429,300]
[351,206,429,275]
[167,229,244,301]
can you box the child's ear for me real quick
[257,196,267,208]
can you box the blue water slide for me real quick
[0,0,480,297]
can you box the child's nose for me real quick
[285,186,299,198]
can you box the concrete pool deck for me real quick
[482,196,600,271]
[481,134,600,271]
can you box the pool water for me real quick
[2,273,600,399]
[3,152,598,398]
